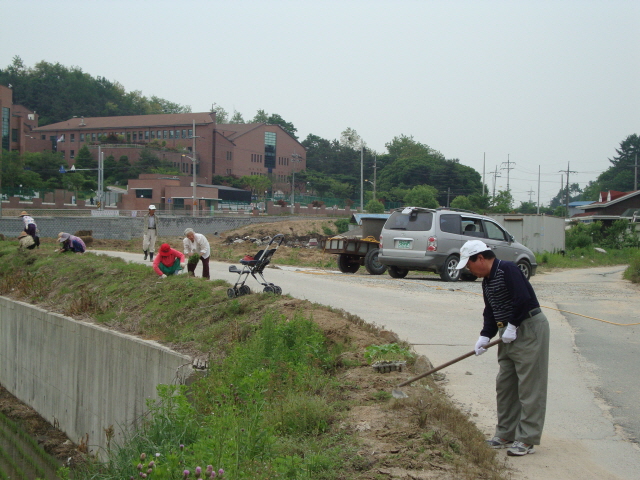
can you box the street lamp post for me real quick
[187,119,200,217]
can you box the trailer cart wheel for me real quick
[364,248,387,275]
[337,254,360,273]
[227,288,237,298]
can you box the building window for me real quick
[157,130,162,139]
[80,133,85,142]
[163,131,168,139]
[145,131,149,140]
[182,129,187,138]
[41,134,46,140]
[188,129,193,138]
[151,131,156,139]
[1,107,9,151]
[226,151,232,161]
[70,150,75,159]
[70,133,75,142]
[139,131,143,140]
[169,130,174,139]
[135,189,153,199]
[92,133,97,141]
[264,132,276,169]
[133,133,137,141]
[12,128,18,142]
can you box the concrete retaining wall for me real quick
[0,296,192,456]
[0,215,297,240]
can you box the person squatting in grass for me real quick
[142,205,160,262]
[19,211,40,248]
[153,243,186,278]
[57,232,86,253]
[456,239,550,457]
[18,231,37,250]
[183,228,211,279]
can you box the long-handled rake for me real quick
[392,338,502,398]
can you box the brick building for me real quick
[25,113,306,192]
[0,84,39,154]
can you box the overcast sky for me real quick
[2,0,639,205]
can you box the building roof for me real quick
[568,201,594,207]
[216,122,305,146]
[577,190,640,210]
[33,112,216,132]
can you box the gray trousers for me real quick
[143,229,158,253]
[495,312,550,445]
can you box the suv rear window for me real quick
[385,211,433,231]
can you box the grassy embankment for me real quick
[0,242,508,480]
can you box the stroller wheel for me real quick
[263,286,275,294]
[227,288,237,298]
[274,286,282,295]
[240,285,251,296]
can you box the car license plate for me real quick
[396,239,412,249]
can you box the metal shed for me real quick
[488,214,565,253]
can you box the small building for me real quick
[573,190,640,226]
[488,213,566,253]
[0,84,39,154]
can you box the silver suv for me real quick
[378,207,537,281]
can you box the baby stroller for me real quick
[227,234,285,298]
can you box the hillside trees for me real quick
[0,56,190,126]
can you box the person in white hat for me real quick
[456,239,549,457]
[142,205,160,261]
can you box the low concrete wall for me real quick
[0,296,192,456]
[0,215,297,240]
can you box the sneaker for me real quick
[486,436,512,449]
[507,441,535,456]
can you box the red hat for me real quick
[159,243,171,254]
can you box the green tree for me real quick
[516,201,538,214]
[404,185,439,208]
[211,103,229,123]
[266,113,297,138]
[74,145,96,170]
[240,175,272,198]
[252,109,269,123]
[229,110,245,124]
[450,195,472,211]
[365,199,385,213]
[597,134,640,191]
[491,190,514,213]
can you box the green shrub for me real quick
[333,219,350,234]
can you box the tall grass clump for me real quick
[74,312,346,480]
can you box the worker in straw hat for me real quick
[57,232,86,253]
[18,231,36,250]
[19,211,40,248]
[142,205,160,262]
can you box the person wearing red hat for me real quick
[153,243,186,278]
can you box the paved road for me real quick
[94,251,640,479]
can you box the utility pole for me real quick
[501,154,515,194]
[527,187,535,203]
[360,145,364,211]
[491,165,502,200]
[290,152,302,214]
[482,152,486,196]
[635,153,638,191]
[537,165,541,214]
[446,187,451,207]
[559,162,577,217]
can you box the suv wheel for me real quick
[337,254,360,273]
[388,266,409,278]
[439,255,461,282]
[517,259,531,280]
[364,248,387,275]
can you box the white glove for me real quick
[501,324,517,343]
[161,274,167,278]
[475,336,490,355]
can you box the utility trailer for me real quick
[321,214,390,275]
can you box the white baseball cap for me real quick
[456,240,491,270]
[149,205,156,210]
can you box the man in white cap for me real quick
[142,205,160,261]
[456,239,549,457]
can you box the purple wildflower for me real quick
[148,461,155,468]
[140,453,146,461]
[219,468,224,476]
[137,463,143,470]
[195,466,202,476]
[183,469,190,478]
